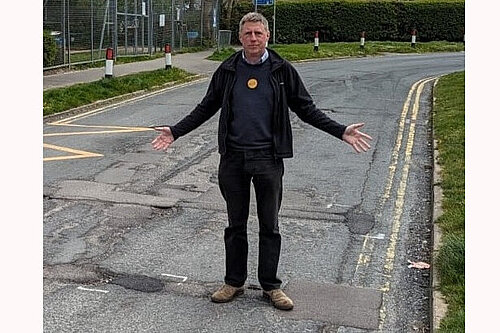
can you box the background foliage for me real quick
[222,0,464,44]
[43,30,58,67]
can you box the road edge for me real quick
[431,78,448,332]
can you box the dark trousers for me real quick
[218,149,284,291]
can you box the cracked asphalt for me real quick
[42,52,464,332]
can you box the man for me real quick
[152,12,372,311]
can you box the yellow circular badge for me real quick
[247,78,258,89]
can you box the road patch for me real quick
[280,280,382,330]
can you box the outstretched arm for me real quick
[151,127,175,152]
[342,123,373,153]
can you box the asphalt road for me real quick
[43,52,464,332]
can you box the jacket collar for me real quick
[221,48,285,72]
[242,48,269,64]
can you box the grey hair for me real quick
[239,12,269,33]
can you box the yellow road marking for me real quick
[44,123,153,137]
[377,77,436,331]
[48,123,153,130]
[44,78,208,161]
[381,77,428,205]
[44,122,155,160]
[43,124,153,160]
[354,77,430,278]
[44,128,151,137]
[382,77,434,287]
[43,143,103,162]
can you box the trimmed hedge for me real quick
[223,0,464,44]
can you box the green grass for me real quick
[207,41,464,62]
[206,47,238,61]
[43,67,196,116]
[433,71,465,332]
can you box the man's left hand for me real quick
[342,123,373,153]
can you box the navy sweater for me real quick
[227,58,274,150]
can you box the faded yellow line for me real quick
[381,77,429,205]
[47,123,154,131]
[43,124,154,160]
[44,128,151,137]
[43,143,103,161]
[378,77,436,331]
[354,77,429,277]
[44,155,102,162]
[382,77,435,289]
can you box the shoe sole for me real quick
[210,289,244,303]
[263,292,294,311]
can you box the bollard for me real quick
[105,48,114,78]
[165,44,172,70]
[360,31,366,50]
[411,29,417,48]
[314,31,319,52]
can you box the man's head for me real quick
[239,12,270,62]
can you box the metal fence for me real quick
[43,0,221,70]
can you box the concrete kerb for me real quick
[431,78,448,332]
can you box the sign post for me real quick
[253,0,276,45]
[254,0,274,12]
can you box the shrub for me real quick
[43,30,58,67]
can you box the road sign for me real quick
[255,0,273,5]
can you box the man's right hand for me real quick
[151,126,174,151]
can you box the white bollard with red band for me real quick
[165,44,172,70]
[314,31,319,52]
[360,31,366,49]
[105,48,114,78]
[411,29,417,48]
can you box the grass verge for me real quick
[207,41,464,61]
[43,67,196,116]
[433,71,465,332]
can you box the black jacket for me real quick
[170,48,346,158]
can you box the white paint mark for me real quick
[161,273,188,285]
[77,286,109,293]
[365,233,385,240]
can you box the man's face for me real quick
[239,21,270,59]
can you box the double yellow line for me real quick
[351,76,437,330]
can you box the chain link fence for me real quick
[43,0,221,70]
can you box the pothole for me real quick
[345,209,375,235]
[111,274,164,293]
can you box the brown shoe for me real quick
[210,284,244,303]
[263,289,294,310]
